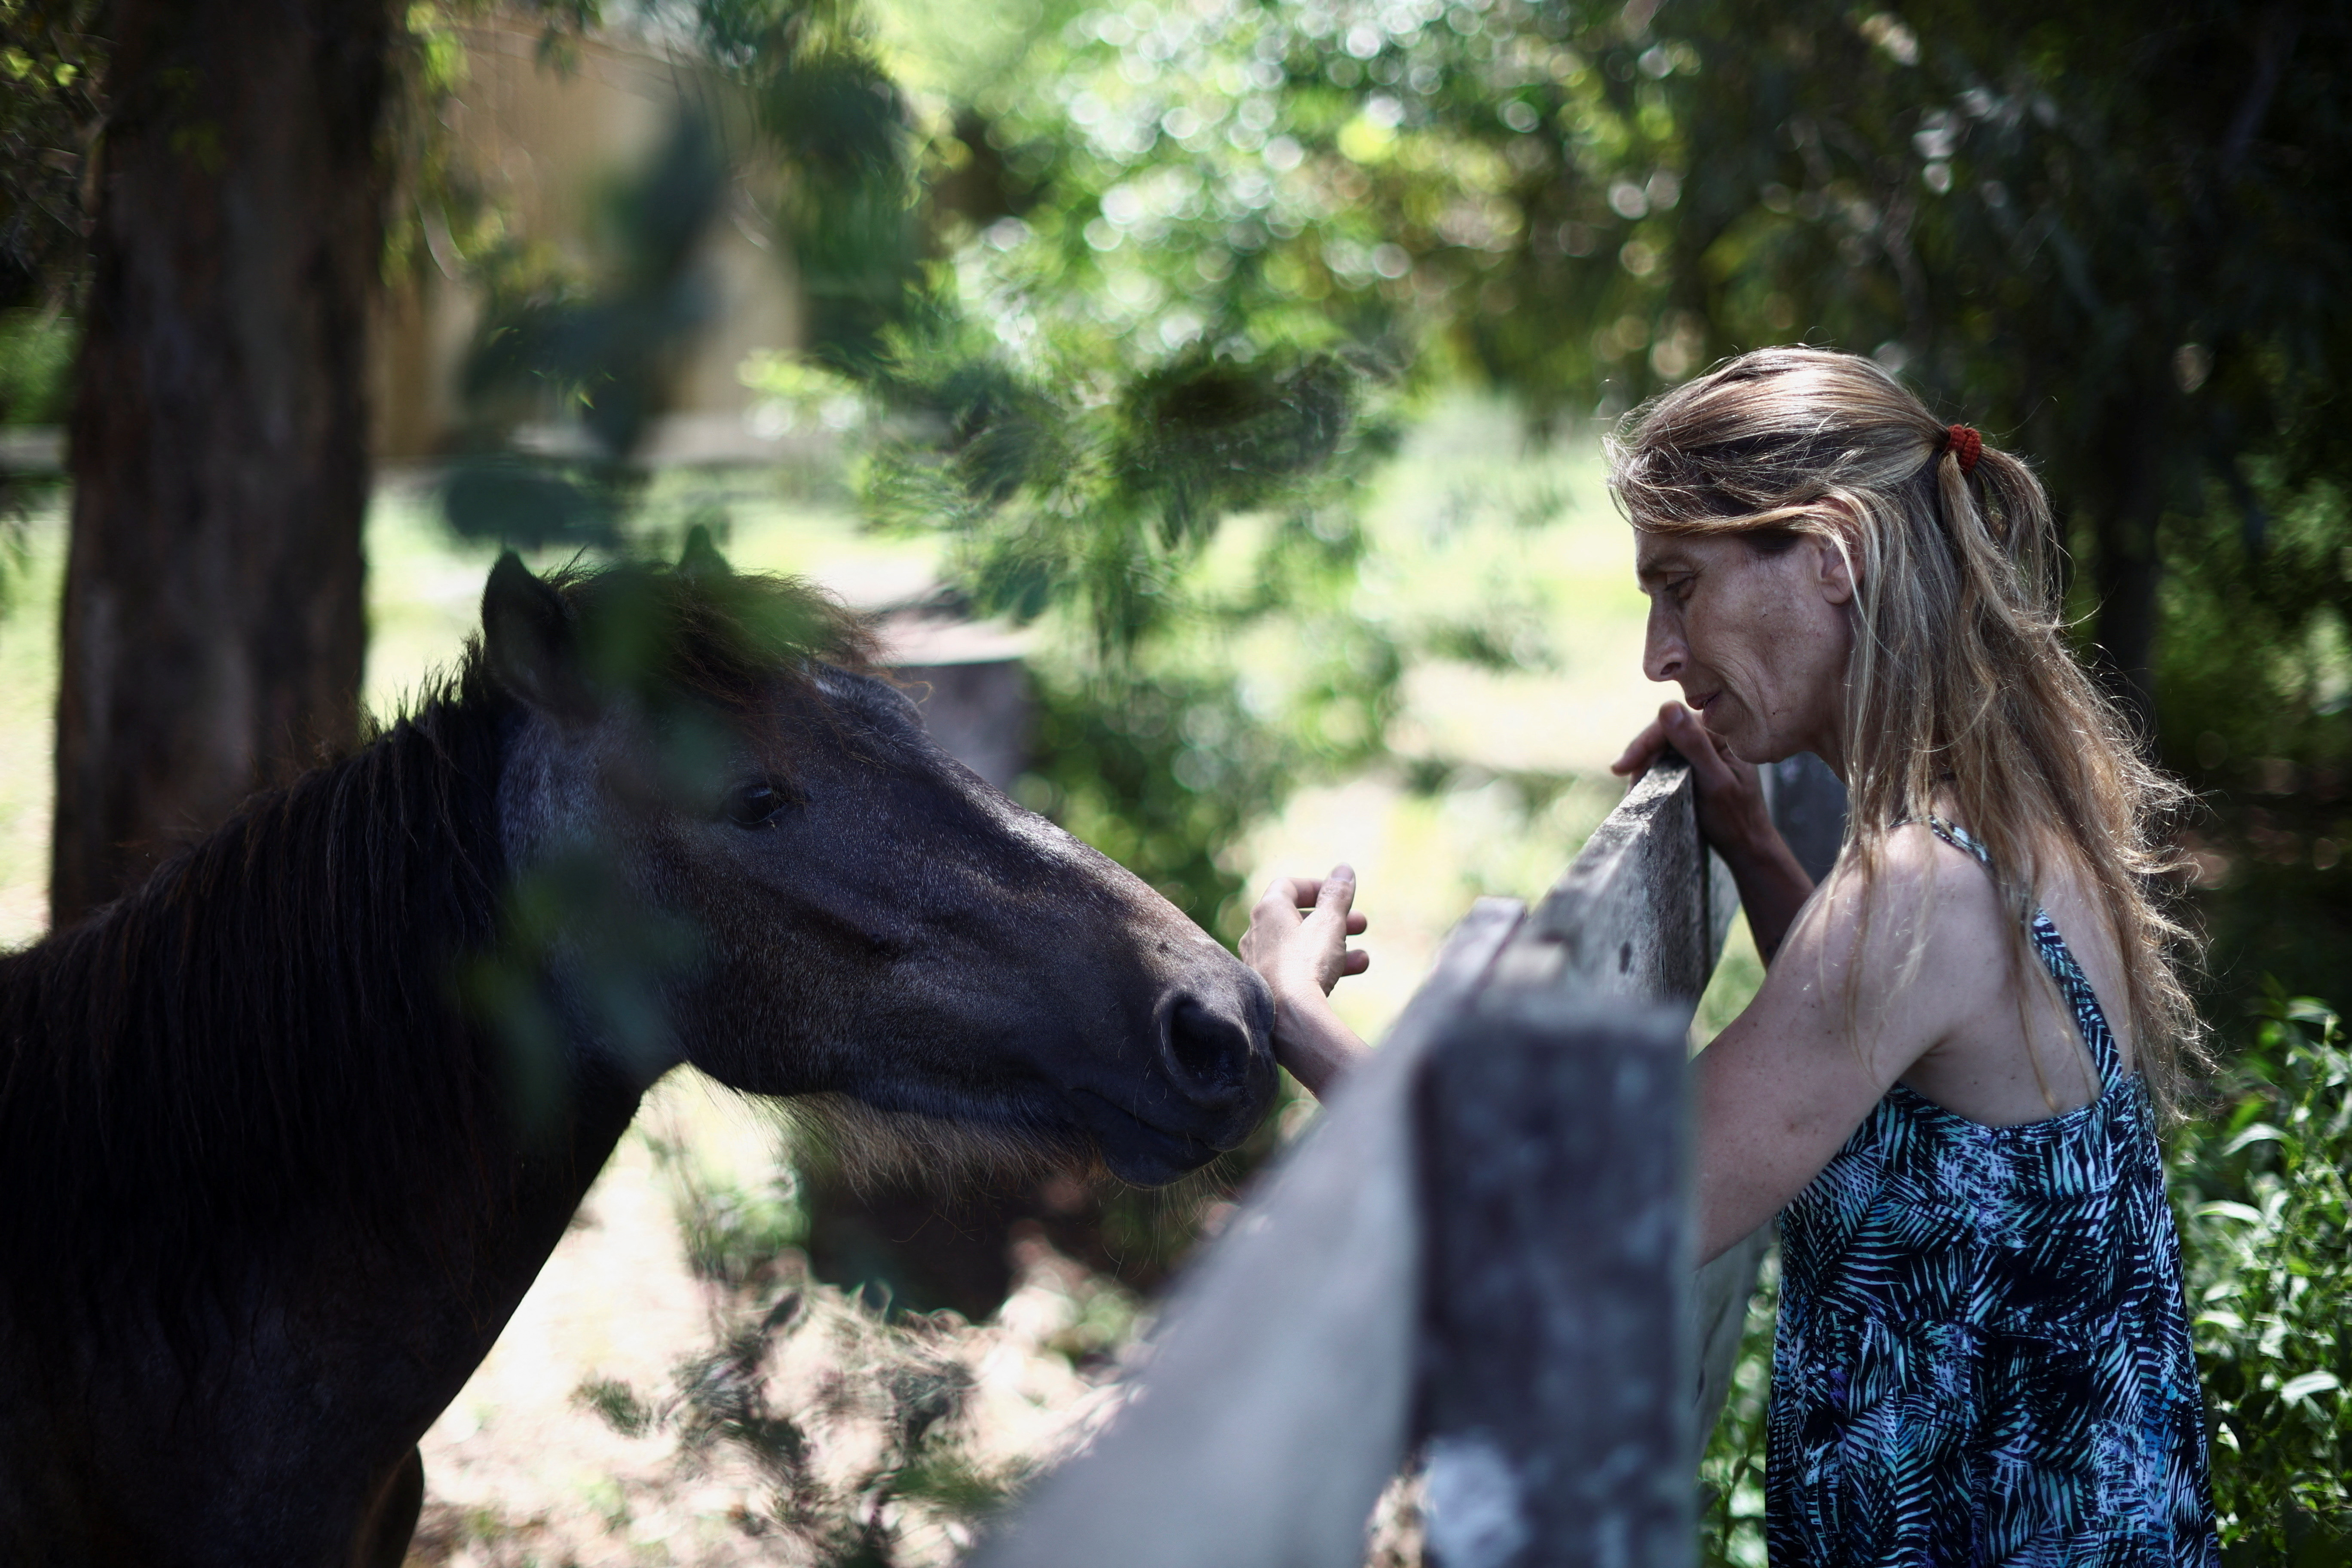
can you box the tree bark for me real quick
[53,0,390,925]
[2086,398,2168,744]
[2091,509,2162,741]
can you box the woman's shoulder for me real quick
[1801,820,2015,976]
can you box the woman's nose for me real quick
[1643,606,1686,684]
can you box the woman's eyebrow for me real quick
[1635,551,1697,584]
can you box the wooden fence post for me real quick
[1767,751,1848,884]
[1414,991,1694,1568]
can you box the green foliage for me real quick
[0,0,100,311]
[1018,589,1396,932]
[910,0,2352,714]
[2174,990,2352,1559]
[2153,473,2352,1011]
[1697,1248,1776,1567]
[691,0,929,374]
[0,308,71,426]
[852,334,1386,652]
[572,1372,657,1437]
[438,107,732,547]
[648,1130,812,1290]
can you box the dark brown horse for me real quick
[0,541,1274,1566]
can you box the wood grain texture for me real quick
[1491,753,1733,1000]
[1415,992,1694,1568]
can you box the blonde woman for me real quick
[1243,348,2219,1562]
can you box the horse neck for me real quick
[0,680,640,1341]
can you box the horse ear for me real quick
[481,552,591,718]
[678,523,732,581]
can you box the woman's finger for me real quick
[1662,703,1725,765]
[1611,715,1671,777]
[1308,864,1357,926]
[1257,875,1317,917]
[1346,911,1368,936]
[1342,949,1371,975]
[1663,705,1750,795]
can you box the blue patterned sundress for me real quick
[1767,819,2218,1566]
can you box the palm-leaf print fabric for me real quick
[1766,822,2218,1565]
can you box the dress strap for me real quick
[1924,815,1992,866]
[1920,816,2125,1091]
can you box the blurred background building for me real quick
[372,12,806,466]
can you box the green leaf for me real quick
[2225,1123,2291,1157]
[2276,1371,2341,1406]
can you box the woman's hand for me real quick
[1611,701,1779,865]
[1241,867,1372,1099]
[1242,867,1369,1001]
[1612,702,1816,962]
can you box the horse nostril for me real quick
[1162,995,1259,1106]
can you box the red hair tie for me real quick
[1943,423,1983,475]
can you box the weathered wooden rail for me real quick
[970,752,1846,1568]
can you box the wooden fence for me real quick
[969,752,1847,1568]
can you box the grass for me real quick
[0,496,66,947]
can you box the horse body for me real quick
[0,548,1273,1564]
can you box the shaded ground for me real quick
[403,1077,1142,1566]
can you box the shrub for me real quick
[2173,989,2352,1561]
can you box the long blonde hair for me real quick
[1608,347,2205,1115]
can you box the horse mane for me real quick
[0,557,870,1351]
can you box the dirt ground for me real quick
[402,1076,1139,1567]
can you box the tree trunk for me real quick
[2084,394,2169,745]
[2091,508,2162,742]
[53,0,390,926]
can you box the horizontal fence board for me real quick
[1492,754,1733,1001]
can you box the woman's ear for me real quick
[1810,535,1856,607]
[1807,502,1859,607]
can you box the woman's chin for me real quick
[1699,712,1755,760]
[1710,720,1781,767]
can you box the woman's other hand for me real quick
[1241,867,1372,1099]
[1242,867,1369,1000]
[1613,702,1815,962]
[1611,701,1779,863]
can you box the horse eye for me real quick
[725,781,787,828]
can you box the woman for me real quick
[1243,348,2219,1562]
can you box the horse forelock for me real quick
[536,559,881,724]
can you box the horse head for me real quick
[480,539,1276,1186]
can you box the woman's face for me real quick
[1634,526,1855,767]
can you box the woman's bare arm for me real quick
[1689,827,2002,1262]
